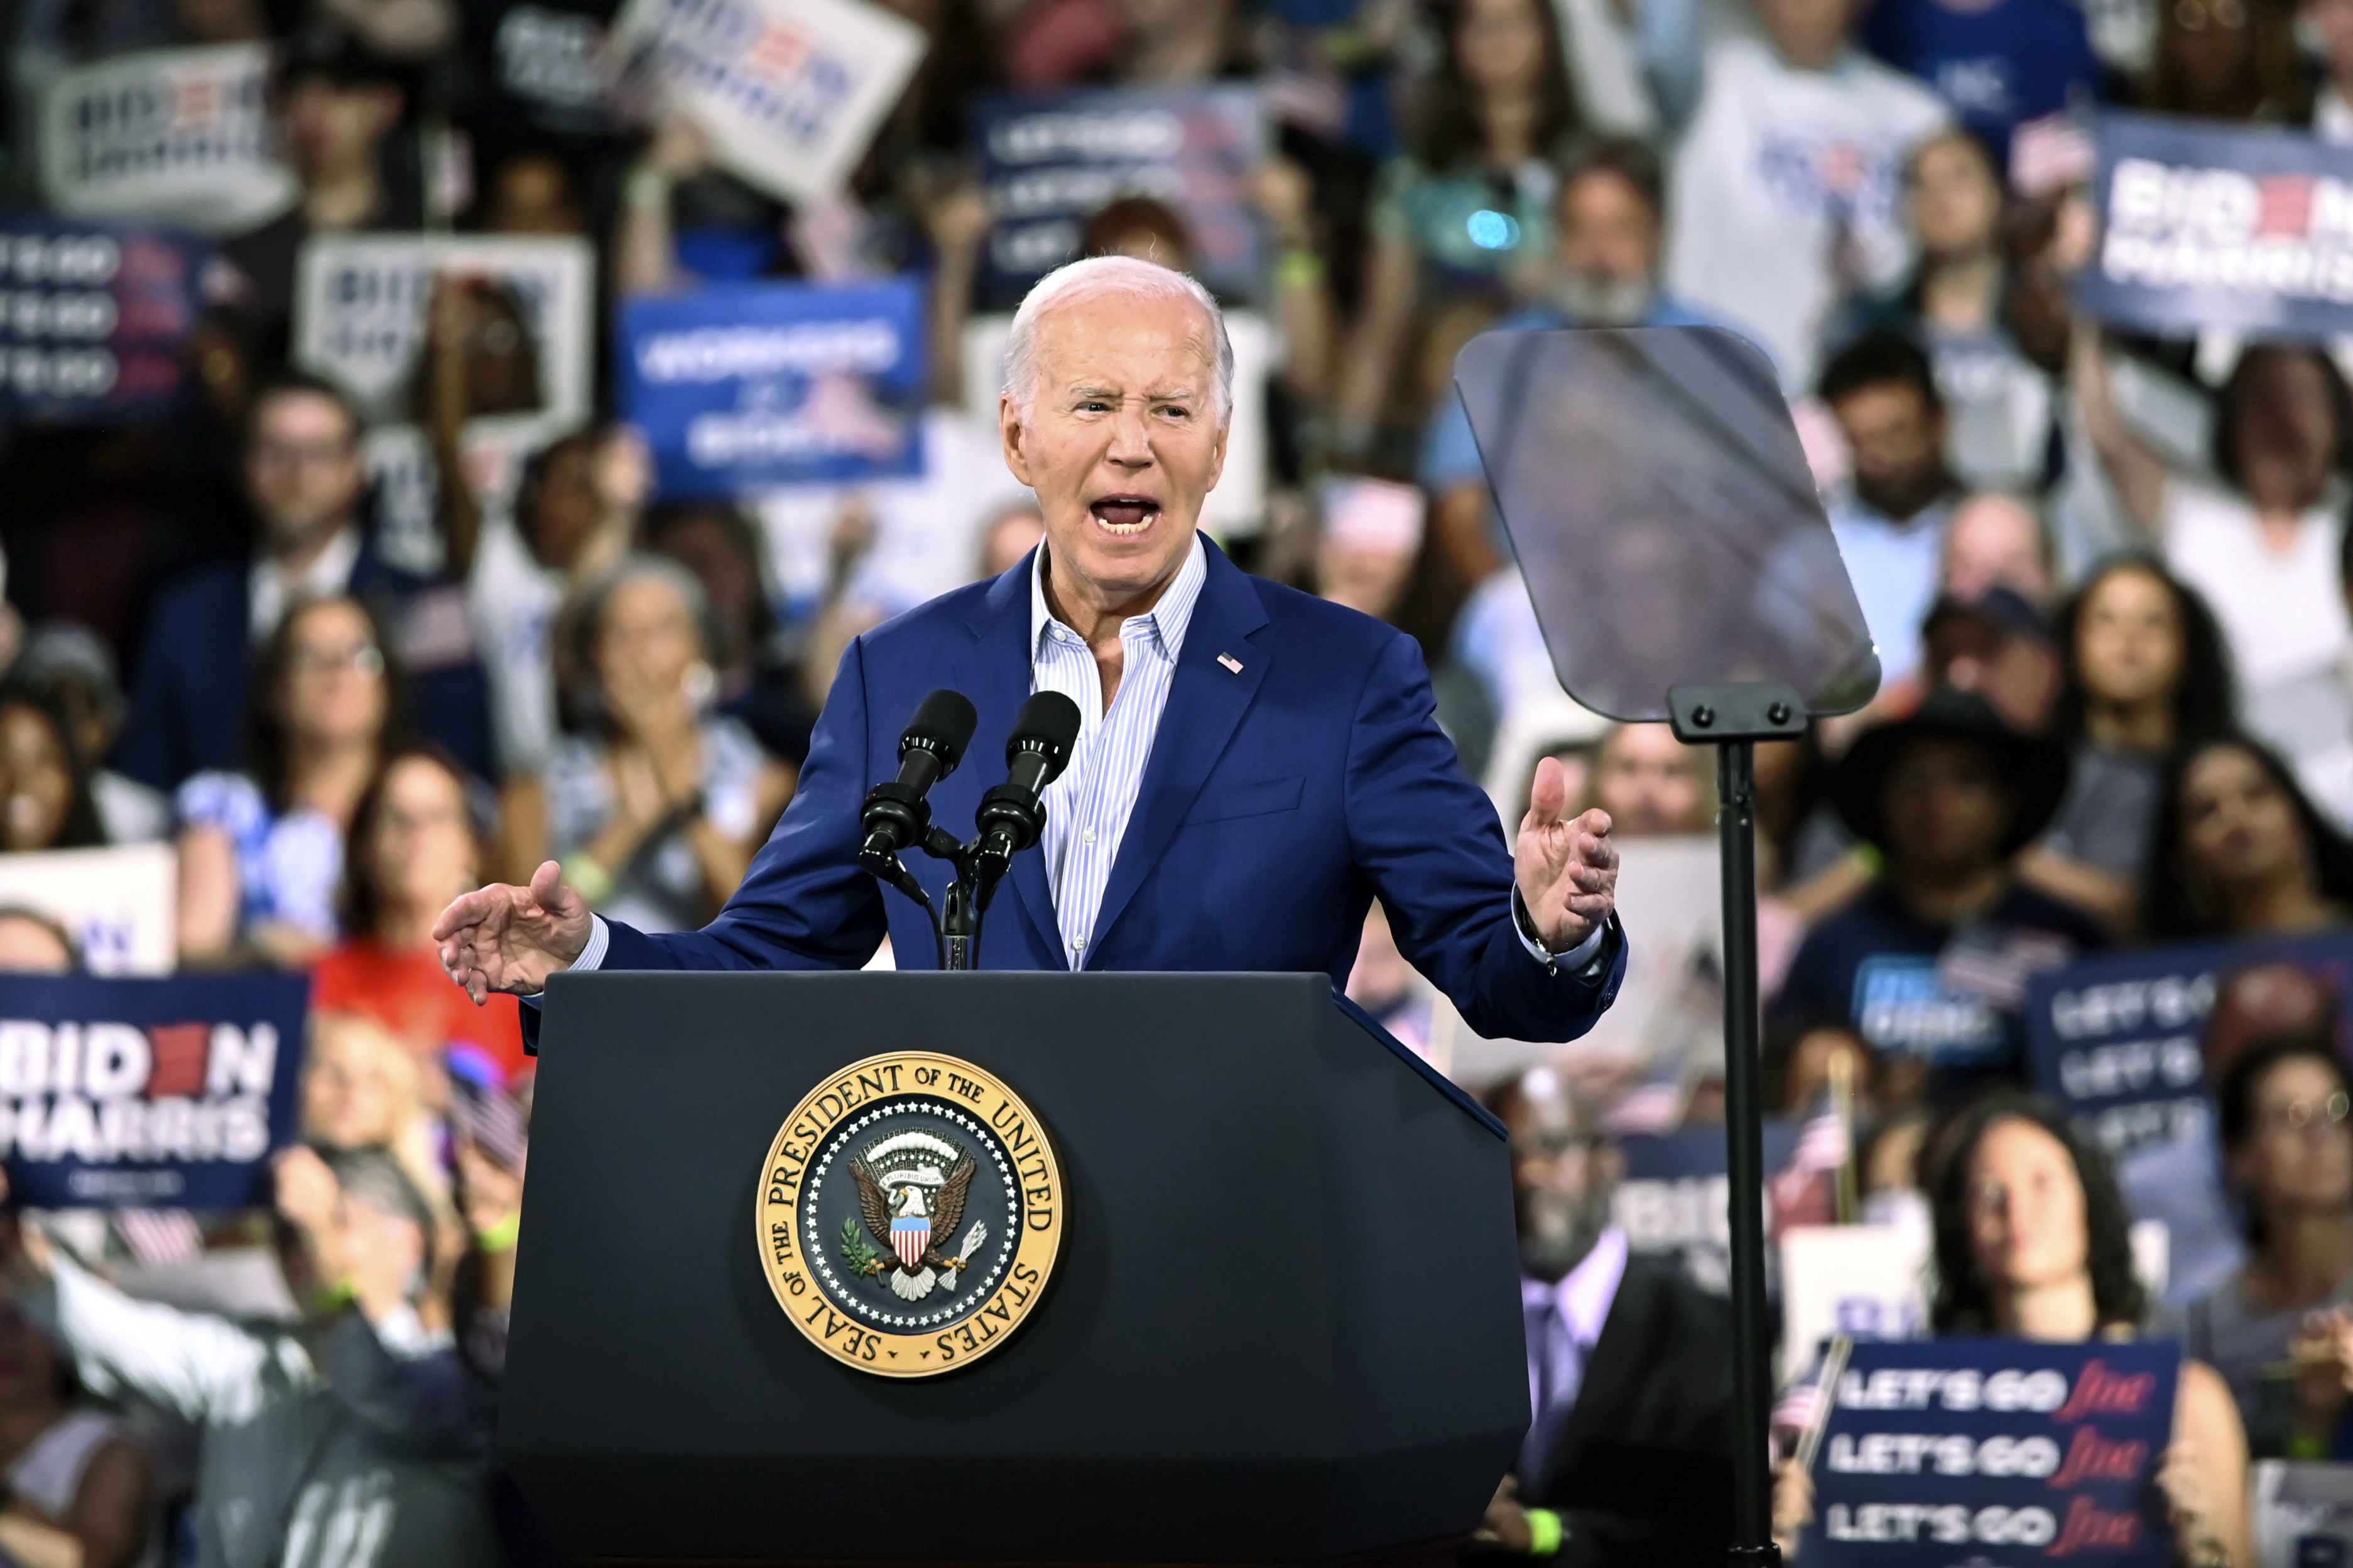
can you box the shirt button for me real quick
[1072,936,1087,949]
[1082,828,1096,844]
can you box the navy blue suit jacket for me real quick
[115,539,496,791]
[590,539,1624,1042]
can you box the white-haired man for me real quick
[436,256,1628,1042]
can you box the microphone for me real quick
[859,689,979,867]
[974,691,1084,867]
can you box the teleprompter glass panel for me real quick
[1453,326,1879,722]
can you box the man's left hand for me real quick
[1516,756,1617,953]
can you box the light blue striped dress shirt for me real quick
[1029,536,1209,969]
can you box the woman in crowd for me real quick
[2166,1037,2353,1458]
[1776,1095,2256,1563]
[0,683,103,855]
[1844,131,2049,490]
[2033,556,2235,922]
[533,556,794,934]
[301,1011,441,1180]
[313,743,531,1084]
[2073,336,2353,771]
[177,596,398,967]
[2144,735,2353,939]
[2135,0,2307,122]
[641,500,815,772]
[1334,0,1577,459]
[0,1285,152,1568]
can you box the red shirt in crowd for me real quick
[312,939,531,1084]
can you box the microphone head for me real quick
[1007,690,1084,781]
[901,689,979,777]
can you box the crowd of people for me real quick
[0,0,2345,1557]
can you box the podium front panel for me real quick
[501,971,1525,1563]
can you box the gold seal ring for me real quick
[755,1050,1063,1378]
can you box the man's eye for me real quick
[1077,401,1110,413]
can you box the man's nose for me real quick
[1106,404,1153,465]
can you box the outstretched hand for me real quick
[1514,756,1618,954]
[435,860,594,1004]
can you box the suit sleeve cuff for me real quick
[520,916,610,1010]
[1511,889,1609,976]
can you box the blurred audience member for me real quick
[2312,0,2353,138]
[0,909,75,973]
[2207,963,2344,1083]
[1346,902,1437,1059]
[0,1279,153,1568]
[977,502,1047,581]
[2135,0,2306,121]
[1820,332,1963,688]
[2073,337,2352,776]
[316,745,531,1083]
[1845,134,2053,490]
[1773,691,2102,1088]
[2165,1037,2353,1459]
[301,1012,439,1179]
[1316,479,1425,623]
[2144,735,2353,940]
[215,30,420,369]
[13,627,167,845]
[18,1149,503,1568]
[177,597,398,968]
[1938,492,2053,605]
[643,500,816,770]
[1762,1015,1894,1119]
[478,148,590,237]
[1337,0,1579,458]
[118,375,490,793]
[1862,0,2100,156]
[537,558,793,932]
[1921,587,2060,736]
[1586,723,1712,836]
[2036,557,2234,911]
[0,684,104,855]
[1907,1098,2249,1564]
[1479,1066,1734,1564]
[1664,0,1948,388]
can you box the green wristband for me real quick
[475,1211,521,1252]
[560,852,613,907]
[1526,1508,1563,1557]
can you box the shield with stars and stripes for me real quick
[891,1214,930,1268]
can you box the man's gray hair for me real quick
[1002,255,1234,424]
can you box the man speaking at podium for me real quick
[435,256,1626,1038]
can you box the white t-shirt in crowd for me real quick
[1664,38,1949,389]
[2161,480,2350,695]
[468,514,566,778]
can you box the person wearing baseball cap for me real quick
[1769,688,2107,1094]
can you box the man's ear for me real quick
[1000,392,1034,487]
[1206,411,1231,492]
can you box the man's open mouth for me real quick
[1089,496,1161,535]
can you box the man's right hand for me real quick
[435,860,594,1004]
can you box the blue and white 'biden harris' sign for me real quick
[620,278,927,497]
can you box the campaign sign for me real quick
[0,973,308,1209]
[2026,932,2353,1161]
[606,0,927,205]
[620,276,925,494]
[0,845,175,976]
[2077,111,2353,342]
[0,219,207,423]
[40,44,296,236]
[1612,1122,1800,1294]
[973,86,1268,310]
[1807,1338,2178,1565]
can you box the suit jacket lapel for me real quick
[964,556,1060,963]
[1084,542,1271,965]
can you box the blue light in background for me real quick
[1465,210,1521,251]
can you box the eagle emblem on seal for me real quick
[843,1130,991,1301]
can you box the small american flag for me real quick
[115,1209,204,1267]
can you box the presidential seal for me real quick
[756,1051,1063,1378]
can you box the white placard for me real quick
[607,0,927,205]
[961,310,1270,535]
[1781,1223,1930,1375]
[2254,1461,2353,1568]
[40,45,296,235]
[0,843,175,975]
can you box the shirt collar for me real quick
[250,525,362,642]
[1519,1224,1629,1346]
[1030,531,1208,666]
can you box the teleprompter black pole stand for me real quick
[1668,679,1809,1568]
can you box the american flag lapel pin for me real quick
[1217,652,1244,674]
